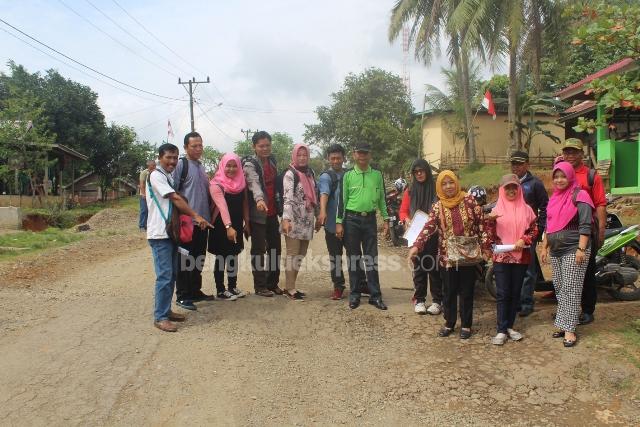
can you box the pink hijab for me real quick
[546,161,594,234]
[290,143,317,210]
[491,175,537,262]
[211,153,246,194]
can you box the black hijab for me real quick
[409,159,436,217]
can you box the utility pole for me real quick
[241,128,258,141]
[178,76,210,132]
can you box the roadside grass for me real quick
[457,164,509,190]
[620,319,640,369]
[0,228,83,261]
[23,196,140,228]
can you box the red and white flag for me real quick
[167,120,174,139]
[481,90,496,120]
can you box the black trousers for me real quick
[494,263,528,333]
[412,237,443,304]
[325,230,366,291]
[176,225,208,300]
[213,254,239,293]
[343,214,382,301]
[442,266,476,329]
[250,216,281,291]
[581,237,598,315]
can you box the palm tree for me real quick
[389,0,480,163]
[450,0,561,151]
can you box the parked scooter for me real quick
[483,193,640,301]
[387,178,407,246]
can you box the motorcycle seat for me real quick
[605,228,624,239]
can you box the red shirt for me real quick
[262,160,277,217]
[399,190,411,222]
[574,164,606,208]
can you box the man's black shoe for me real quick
[368,299,387,310]
[349,300,360,309]
[578,313,594,325]
[192,291,215,302]
[176,299,197,311]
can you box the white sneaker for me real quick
[229,288,246,298]
[414,302,427,315]
[507,328,523,341]
[426,303,442,315]
[217,291,238,301]
[492,333,508,345]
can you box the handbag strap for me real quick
[147,172,173,222]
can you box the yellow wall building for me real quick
[421,111,565,168]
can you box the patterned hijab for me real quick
[436,170,466,209]
[290,143,317,210]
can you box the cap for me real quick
[500,173,520,188]
[509,150,529,163]
[354,142,371,152]
[563,138,584,151]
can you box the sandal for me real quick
[460,329,472,340]
[563,334,578,348]
[438,326,454,337]
[552,330,565,338]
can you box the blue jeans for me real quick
[520,241,538,310]
[495,263,528,333]
[139,197,148,230]
[342,214,382,302]
[149,238,178,322]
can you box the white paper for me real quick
[493,244,530,253]
[403,210,429,247]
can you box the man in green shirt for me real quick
[336,142,389,310]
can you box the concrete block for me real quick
[0,207,22,230]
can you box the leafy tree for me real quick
[233,131,295,170]
[89,124,138,201]
[304,68,419,176]
[482,74,509,101]
[0,84,56,203]
[568,2,640,134]
[514,92,565,152]
[201,146,222,176]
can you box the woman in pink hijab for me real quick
[541,161,594,347]
[486,174,538,346]
[280,143,318,301]
[208,153,250,300]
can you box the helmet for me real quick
[468,185,487,206]
[394,178,407,193]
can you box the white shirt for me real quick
[146,167,176,239]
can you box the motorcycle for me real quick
[385,188,406,246]
[483,195,640,301]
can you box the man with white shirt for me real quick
[147,143,212,332]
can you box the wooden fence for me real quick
[440,154,559,170]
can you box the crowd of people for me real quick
[141,131,605,348]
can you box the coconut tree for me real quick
[389,0,481,163]
[450,0,561,151]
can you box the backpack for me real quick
[318,169,340,200]
[276,167,315,216]
[147,170,193,244]
[177,157,189,192]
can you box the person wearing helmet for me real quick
[468,185,488,207]
[399,159,442,315]
[394,178,407,194]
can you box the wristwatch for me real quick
[225,224,232,229]
[577,247,586,252]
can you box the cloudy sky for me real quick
[1,0,494,153]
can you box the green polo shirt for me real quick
[336,165,389,224]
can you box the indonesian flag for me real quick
[167,120,174,139]
[481,90,496,120]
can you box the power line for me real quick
[110,0,205,77]
[0,18,183,101]
[84,0,189,77]
[57,0,179,78]
[195,101,235,140]
[0,26,169,104]
[109,97,186,119]
[178,77,210,132]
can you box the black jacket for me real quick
[520,171,548,236]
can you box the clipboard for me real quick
[402,210,429,247]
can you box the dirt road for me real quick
[1,209,639,426]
